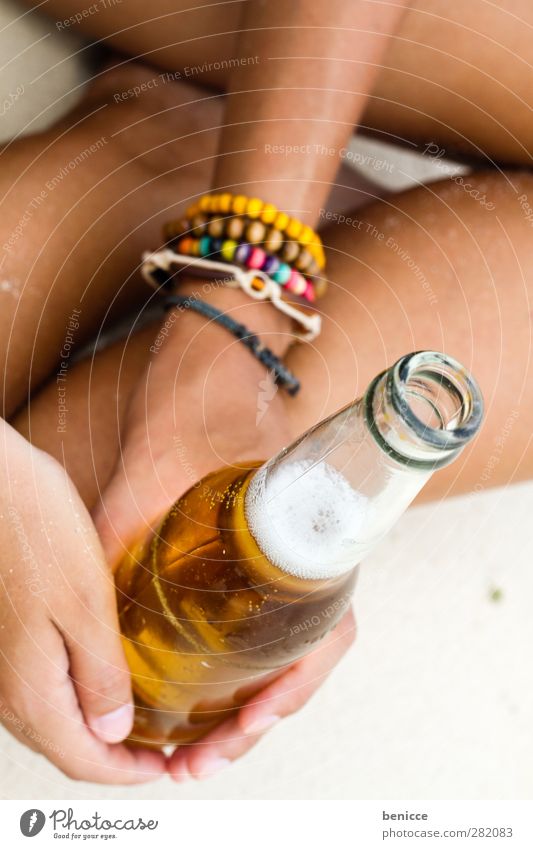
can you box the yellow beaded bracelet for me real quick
[187,193,326,269]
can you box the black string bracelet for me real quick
[163,294,301,396]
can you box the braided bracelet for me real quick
[141,248,322,341]
[163,294,301,396]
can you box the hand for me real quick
[0,421,166,783]
[167,608,355,781]
[92,283,356,779]
[93,282,294,566]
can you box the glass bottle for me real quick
[115,350,483,747]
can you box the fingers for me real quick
[238,608,356,733]
[92,450,177,570]
[50,523,167,780]
[43,477,138,745]
[167,716,261,782]
[92,466,150,571]
[3,622,166,785]
[168,609,356,781]
[0,450,165,783]
[66,634,134,745]
[59,588,135,745]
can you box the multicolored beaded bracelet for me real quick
[165,191,326,269]
[173,234,320,303]
[165,192,326,264]
[165,213,323,279]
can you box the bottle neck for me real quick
[365,351,484,470]
[246,351,484,573]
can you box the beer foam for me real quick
[245,459,368,579]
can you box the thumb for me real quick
[93,461,176,571]
[62,581,135,745]
[92,469,137,572]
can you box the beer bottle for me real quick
[115,351,483,747]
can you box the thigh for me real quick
[25,0,533,163]
[23,0,240,87]
[365,0,533,164]
[12,322,160,509]
[288,169,533,500]
[0,67,220,416]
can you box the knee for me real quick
[321,169,533,275]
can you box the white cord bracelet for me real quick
[141,248,322,342]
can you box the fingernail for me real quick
[195,757,231,780]
[168,758,191,783]
[89,703,134,743]
[244,714,281,735]
[169,768,190,784]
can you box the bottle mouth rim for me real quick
[388,350,484,450]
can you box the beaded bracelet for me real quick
[165,213,323,279]
[163,294,301,396]
[163,193,328,309]
[173,234,319,302]
[185,193,325,268]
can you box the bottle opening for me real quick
[368,351,484,467]
[392,351,484,447]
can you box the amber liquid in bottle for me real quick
[116,463,357,747]
[116,351,484,748]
